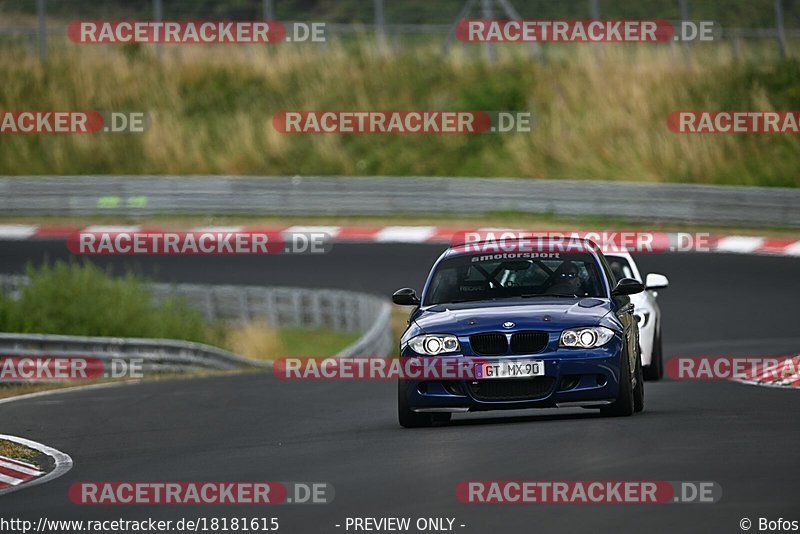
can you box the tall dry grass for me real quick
[225,319,360,360]
[0,41,797,185]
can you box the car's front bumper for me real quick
[399,340,624,413]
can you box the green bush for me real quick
[0,262,222,345]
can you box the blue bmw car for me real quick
[392,238,645,427]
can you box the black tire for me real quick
[601,348,635,417]
[633,350,645,413]
[397,380,451,428]
[643,328,664,381]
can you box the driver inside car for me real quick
[545,261,585,296]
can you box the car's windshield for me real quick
[424,252,606,305]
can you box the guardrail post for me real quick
[481,0,495,63]
[775,0,787,59]
[36,0,46,61]
[679,0,691,62]
[374,0,387,53]
[238,290,249,323]
[497,0,542,61]
[153,0,163,59]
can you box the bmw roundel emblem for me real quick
[502,321,515,329]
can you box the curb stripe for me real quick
[0,459,43,477]
[0,455,44,489]
[375,226,437,242]
[3,225,799,257]
[0,472,25,486]
[714,236,766,253]
[0,454,41,470]
[0,225,38,240]
[732,356,800,389]
[0,435,73,496]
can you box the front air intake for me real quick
[510,331,549,354]
[469,332,508,356]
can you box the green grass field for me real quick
[1,39,798,186]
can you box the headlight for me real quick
[559,327,615,348]
[409,334,460,355]
[634,311,651,328]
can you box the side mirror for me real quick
[645,273,669,290]
[612,278,644,296]
[392,288,420,306]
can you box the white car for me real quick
[603,251,669,380]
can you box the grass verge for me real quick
[225,319,361,361]
[0,439,39,463]
[0,44,798,186]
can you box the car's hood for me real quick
[413,298,613,335]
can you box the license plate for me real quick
[476,360,545,379]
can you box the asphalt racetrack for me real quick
[1,242,798,533]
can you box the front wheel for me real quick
[601,349,636,417]
[397,380,451,428]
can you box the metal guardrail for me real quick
[0,332,262,381]
[0,175,798,227]
[0,275,394,380]
[146,282,394,357]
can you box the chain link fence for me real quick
[1,0,798,60]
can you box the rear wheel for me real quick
[601,348,635,417]
[643,328,664,381]
[397,380,451,428]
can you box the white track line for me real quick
[375,226,436,243]
[0,225,38,240]
[714,236,766,253]
[82,225,142,233]
[283,226,341,237]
